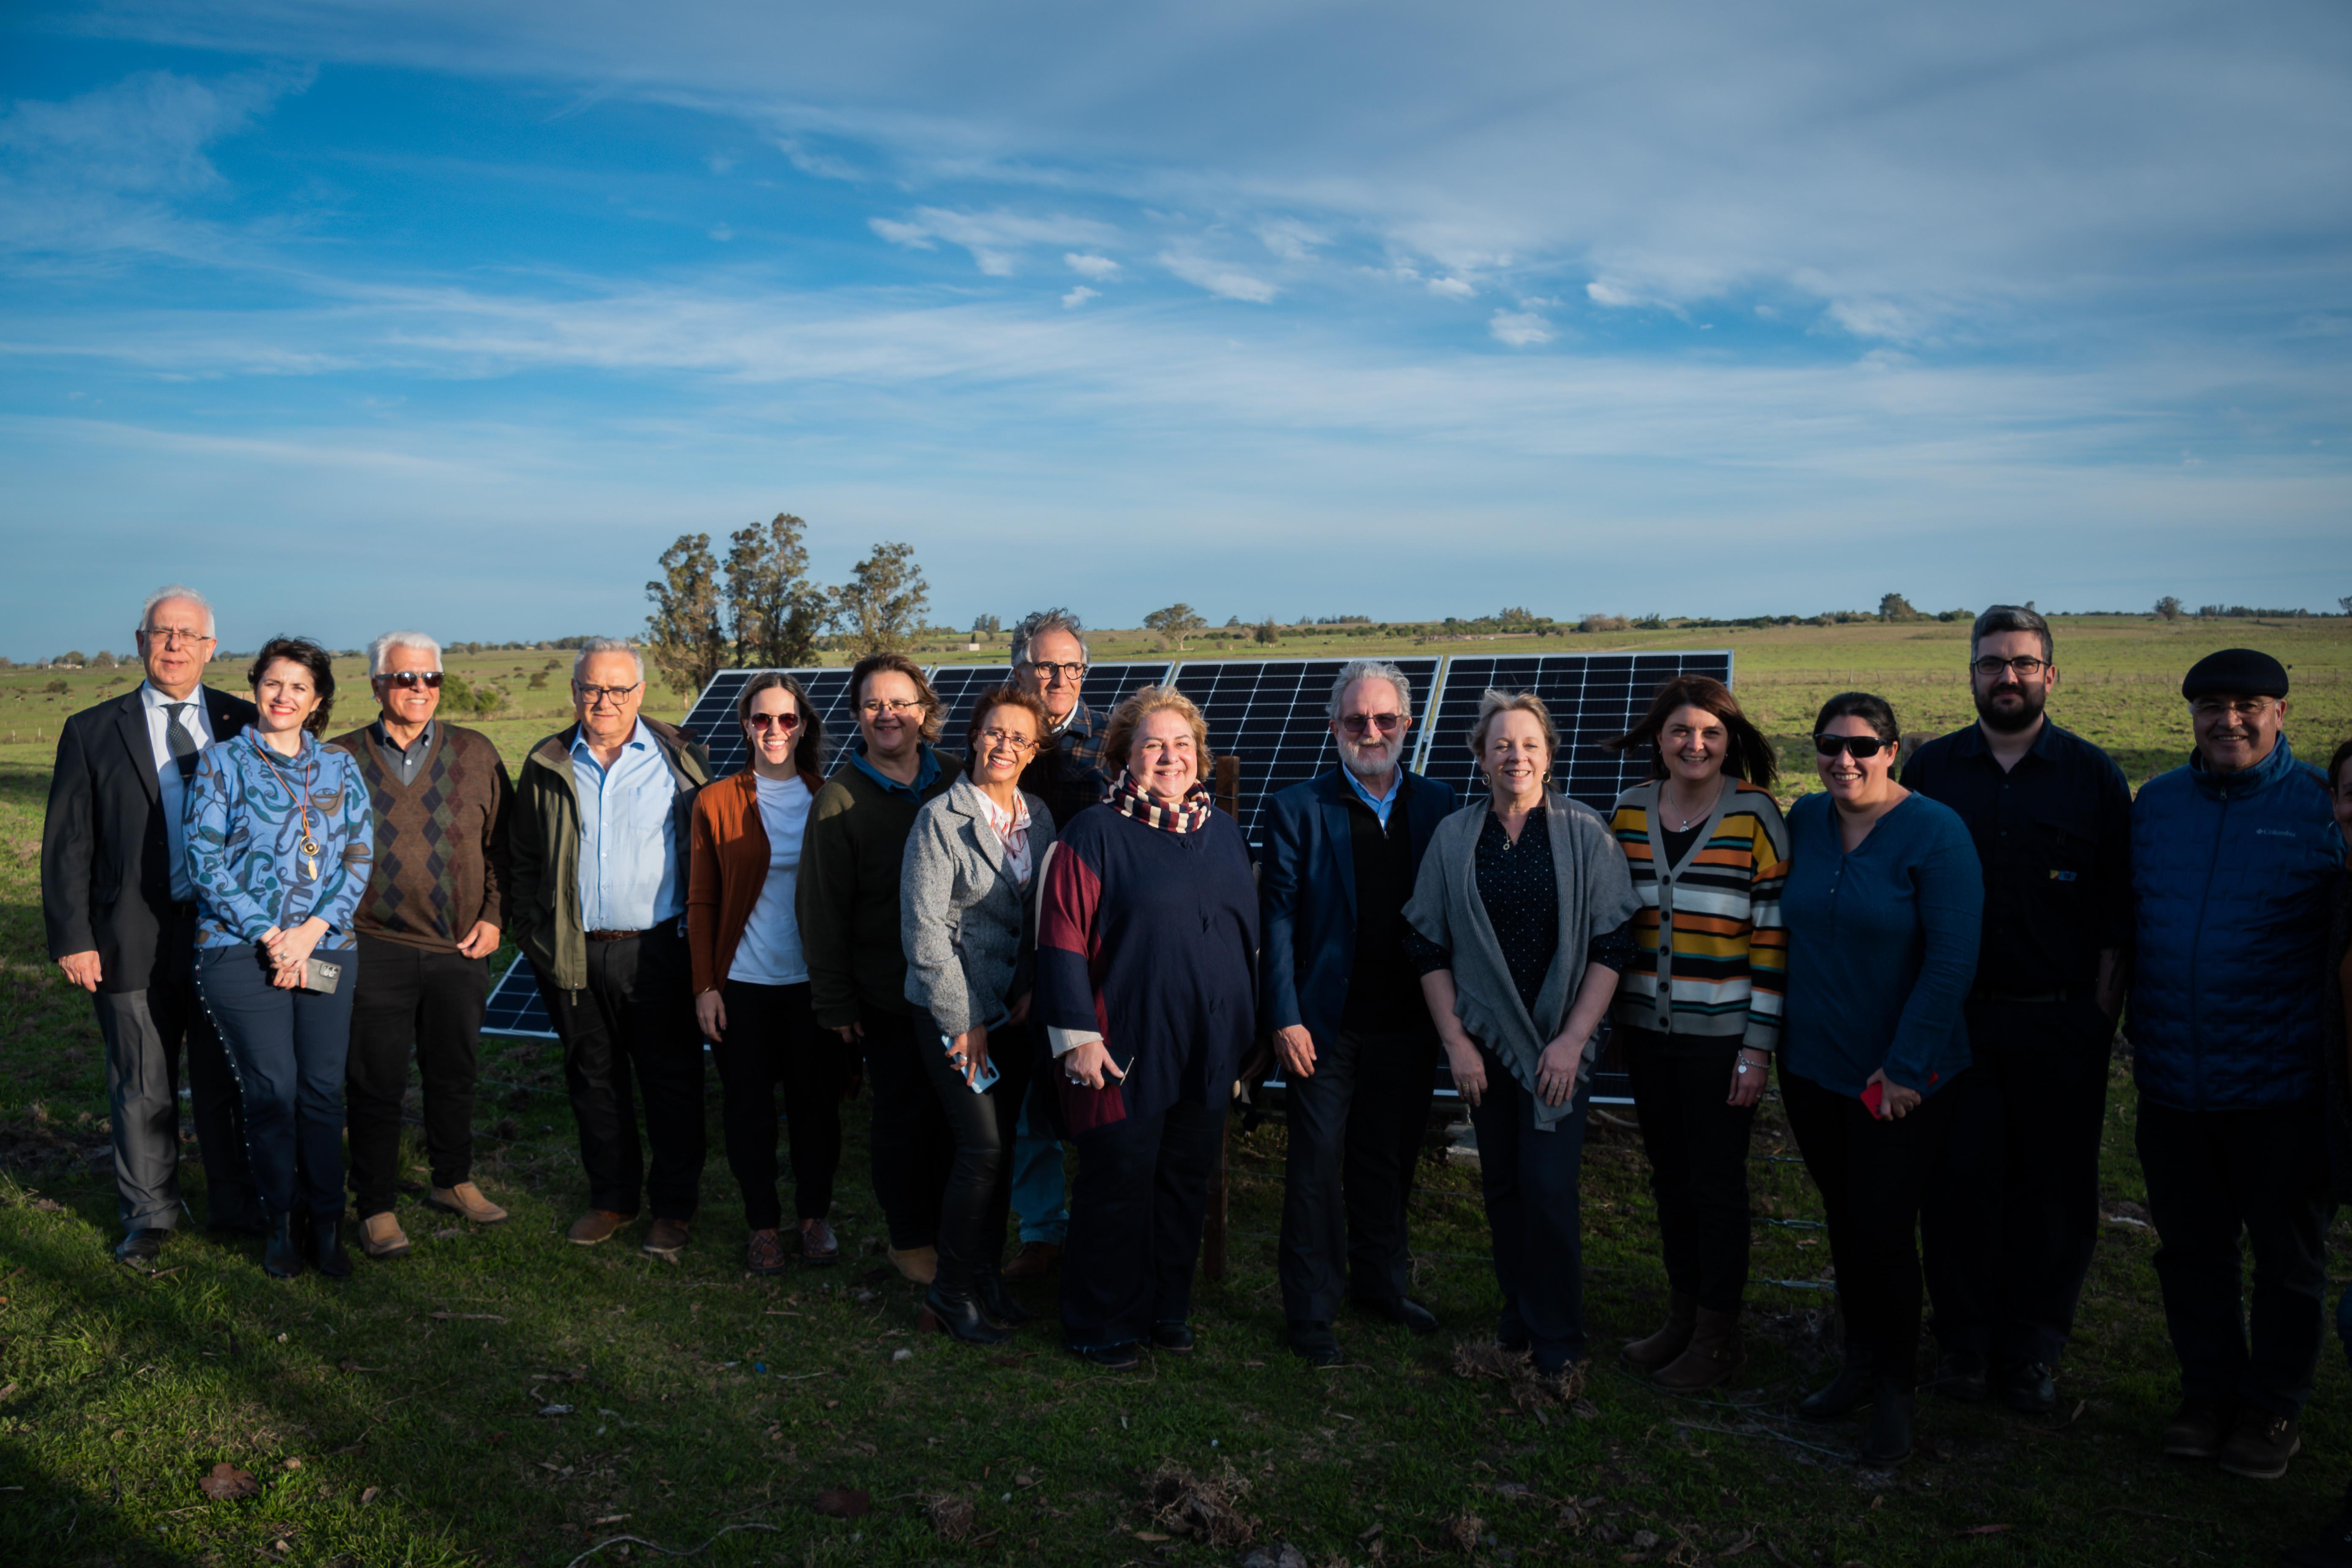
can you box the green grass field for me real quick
[1,615,2348,1566]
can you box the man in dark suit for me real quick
[42,586,260,1262]
[1260,658,1458,1364]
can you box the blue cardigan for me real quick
[1780,791,1983,1098]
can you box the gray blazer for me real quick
[900,773,1059,1036]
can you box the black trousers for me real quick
[710,980,850,1231]
[861,1007,953,1251]
[1278,1025,1436,1323]
[1062,1097,1222,1350]
[94,904,256,1232]
[1468,1053,1591,1370]
[346,936,488,1219]
[915,1015,1034,1292]
[1780,1066,1963,1386]
[1623,1031,1755,1313]
[532,923,705,1220]
[1920,997,2113,1367]
[2136,1096,2330,1418]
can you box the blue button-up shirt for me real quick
[572,719,685,931]
[849,739,942,800]
[1342,764,1403,828]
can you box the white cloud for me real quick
[1427,276,1475,299]
[1489,310,1554,347]
[1255,218,1326,262]
[1160,253,1277,303]
[1585,280,1641,308]
[1062,286,1098,308]
[1824,296,1923,342]
[867,207,1119,275]
[1064,252,1119,279]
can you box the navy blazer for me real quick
[1258,765,1457,1043]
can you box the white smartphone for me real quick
[940,1032,1001,1094]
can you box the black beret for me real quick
[2181,648,2289,700]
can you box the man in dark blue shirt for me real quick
[1903,606,2132,1416]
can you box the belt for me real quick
[585,928,647,943]
[1971,988,2071,1005]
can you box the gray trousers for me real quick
[95,908,258,1233]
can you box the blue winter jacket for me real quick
[2129,735,2345,1111]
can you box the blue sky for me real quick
[3,1,2348,659]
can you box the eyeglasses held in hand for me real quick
[745,711,802,732]
[859,697,922,716]
[1024,660,1085,685]
[978,727,1038,754]
[1338,712,1405,736]
[1814,734,1892,759]
[577,682,642,705]
[380,670,444,690]
[1971,656,2050,678]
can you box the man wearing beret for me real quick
[2130,648,2345,1481]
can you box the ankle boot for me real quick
[1621,1290,1698,1369]
[310,1217,352,1279]
[1655,1305,1747,1392]
[977,1272,1034,1327]
[1798,1345,1876,1421]
[262,1213,304,1280]
[919,1284,1011,1345]
[1860,1373,1914,1466]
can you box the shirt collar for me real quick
[851,738,940,798]
[1340,764,1404,811]
[1049,698,1094,739]
[571,718,653,760]
[1959,716,2062,763]
[141,680,203,713]
[371,717,435,754]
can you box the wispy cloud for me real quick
[1160,252,1277,303]
[867,206,1118,275]
[1488,309,1553,347]
[1427,276,1474,299]
[1061,285,1097,308]
[1064,252,1119,279]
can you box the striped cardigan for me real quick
[1608,777,1790,1050]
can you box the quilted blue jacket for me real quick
[2129,735,2344,1111]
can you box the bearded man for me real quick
[1258,659,1459,1364]
[1903,605,2134,1416]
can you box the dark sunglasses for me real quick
[1814,733,1892,760]
[379,671,444,690]
[1337,712,1405,736]
[745,711,803,732]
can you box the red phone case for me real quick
[1859,1081,1886,1118]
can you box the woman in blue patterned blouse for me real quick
[187,637,373,1279]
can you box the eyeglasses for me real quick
[142,627,215,649]
[745,711,803,732]
[1814,734,1892,759]
[977,727,1038,754]
[577,682,642,706]
[1337,712,1405,737]
[379,670,444,690]
[1024,660,1086,685]
[1971,656,2050,678]
[859,698,923,716]
[2191,697,2277,721]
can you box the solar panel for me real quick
[1413,650,1735,813]
[482,953,560,1040]
[1169,656,1443,846]
[926,660,1174,742]
[681,667,861,777]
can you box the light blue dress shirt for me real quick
[1341,764,1403,828]
[571,719,686,931]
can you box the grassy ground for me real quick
[2,616,2349,1566]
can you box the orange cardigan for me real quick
[686,765,825,995]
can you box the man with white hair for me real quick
[328,633,516,1260]
[41,584,260,1262]
[1258,658,1458,1363]
[509,638,713,1257]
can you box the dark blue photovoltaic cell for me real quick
[681,667,861,778]
[481,953,558,1040]
[924,662,1173,743]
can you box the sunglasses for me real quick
[1814,733,1892,760]
[745,711,803,732]
[1337,712,1405,737]
[380,671,444,690]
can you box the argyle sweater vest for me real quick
[329,722,513,953]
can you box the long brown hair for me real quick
[734,671,827,775]
[1604,675,1777,787]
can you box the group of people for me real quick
[38,590,2352,1562]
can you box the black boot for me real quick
[976,1272,1033,1327]
[921,1284,1011,1345]
[1860,1374,1914,1467]
[310,1217,352,1279]
[262,1213,304,1280]
[1798,1345,1875,1421]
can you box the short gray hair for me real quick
[368,630,443,675]
[1971,604,2053,664]
[1327,658,1414,723]
[1009,608,1089,671]
[141,584,215,638]
[572,638,646,684]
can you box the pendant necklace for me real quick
[258,737,323,882]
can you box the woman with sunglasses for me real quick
[686,673,849,1273]
[899,686,1062,1342]
[1780,692,1983,1465]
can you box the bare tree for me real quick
[645,532,726,698]
[724,513,828,670]
[1143,603,1208,650]
[832,541,931,659]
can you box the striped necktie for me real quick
[166,703,201,780]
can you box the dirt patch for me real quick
[1140,1458,1258,1548]
[1449,1340,1590,1407]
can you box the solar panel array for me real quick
[680,667,859,778]
[925,661,1173,743]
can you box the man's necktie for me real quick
[166,703,201,780]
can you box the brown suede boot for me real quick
[1621,1290,1698,1369]
[1654,1305,1747,1392]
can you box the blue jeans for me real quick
[196,945,358,1220]
[1468,1054,1590,1370]
[1011,1077,1069,1245]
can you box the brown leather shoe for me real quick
[1622,1290,1697,1369]
[799,1217,839,1264]
[358,1212,411,1260]
[643,1217,690,1260]
[427,1182,509,1225]
[746,1228,787,1275]
[567,1209,637,1246]
[888,1244,938,1285]
[1002,1241,1061,1281]
[1653,1305,1746,1392]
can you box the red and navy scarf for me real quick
[1104,769,1213,833]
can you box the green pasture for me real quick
[0,615,2348,1564]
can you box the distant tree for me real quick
[723,513,828,670]
[645,532,727,699]
[59,651,85,667]
[2155,595,2184,622]
[1254,618,1281,646]
[527,670,549,689]
[1878,593,1921,622]
[832,541,931,659]
[91,650,116,669]
[970,613,1002,636]
[44,678,68,694]
[2339,594,2352,616]
[1143,603,1208,650]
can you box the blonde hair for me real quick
[1468,688,1559,765]
[1102,685,1209,772]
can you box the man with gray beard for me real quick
[1259,659,1458,1364]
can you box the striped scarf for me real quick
[1105,769,1213,833]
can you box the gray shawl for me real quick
[1403,790,1642,1132]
